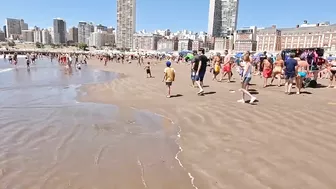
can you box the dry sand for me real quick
[80,59,336,189]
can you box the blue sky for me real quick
[1,0,335,32]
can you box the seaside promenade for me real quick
[81,59,336,189]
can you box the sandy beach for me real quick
[81,58,336,189]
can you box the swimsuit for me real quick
[273,66,282,73]
[298,72,307,78]
[223,64,231,72]
[263,68,272,78]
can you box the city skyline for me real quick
[1,0,336,32]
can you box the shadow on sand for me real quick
[170,94,183,98]
[199,91,217,96]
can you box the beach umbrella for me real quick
[185,53,194,60]
[235,52,244,58]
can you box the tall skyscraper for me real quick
[42,29,51,45]
[208,0,239,37]
[78,22,94,45]
[116,0,136,49]
[3,26,7,38]
[6,18,22,39]
[68,27,79,43]
[53,18,67,44]
[20,19,28,30]
[5,18,28,39]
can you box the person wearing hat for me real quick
[162,61,176,98]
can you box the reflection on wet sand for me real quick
[0,59,194,189]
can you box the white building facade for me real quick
[89,31,115,47]
[42,29,51,45]
[34,29,42,43]
[132,33,161,51]
[78,22,94,45]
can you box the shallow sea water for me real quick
[0,58,194,189]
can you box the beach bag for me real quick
[303,78,317,88]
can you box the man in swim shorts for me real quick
[284,53,298,94]
[195,48,208,95]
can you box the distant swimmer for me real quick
[13,53,18,66]
[76,61,81,70]
[26,56,30,69]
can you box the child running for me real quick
[144,62,152,78]
[237,54,257,104]
[162,61,175,98]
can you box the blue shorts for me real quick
[196,71,206,82]
[243,77,251,84]
[285,72,296,79]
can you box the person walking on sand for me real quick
[221,50,232,82]
[195,48,208,95]
[144,62,152,78]
[237,55,257,104]
[262,58,273,87]
[212,61,221,81]
[190,50,198,87]
[162,61,175,98]
[284,53,298,95]
[328,58,336,88]
[296,56,309,94]
[270,54,284,87]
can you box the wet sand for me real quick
[82,59,336,189]
[0,59,194,189]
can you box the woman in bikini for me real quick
[296,57,309,94]
[328,59,336,88]
[270,54,284,87]
[262,58,273,87]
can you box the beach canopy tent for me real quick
[327,56,336,61]
[235,52,244,58]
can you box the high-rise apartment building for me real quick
[3,26,6,38]
[107,27,115,34]
[53,18,67,44]
[6,18,22,39]
[95,24,108,32]
[78,22,94,45]
[68,27,78,43]
[89,31,115,47]
[116,0,136,49]
[34,28,42,43]
[42,29,51,45]
[208,0,239,37]
[21,30,34,42]
[0,30,5,41]
[20,19,28,30]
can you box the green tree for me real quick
[35,42,43,48]
[7,41,15,47]
[78,43,88,50]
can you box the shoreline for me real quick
[80,58,336,189]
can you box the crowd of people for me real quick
[2,48,335,103]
